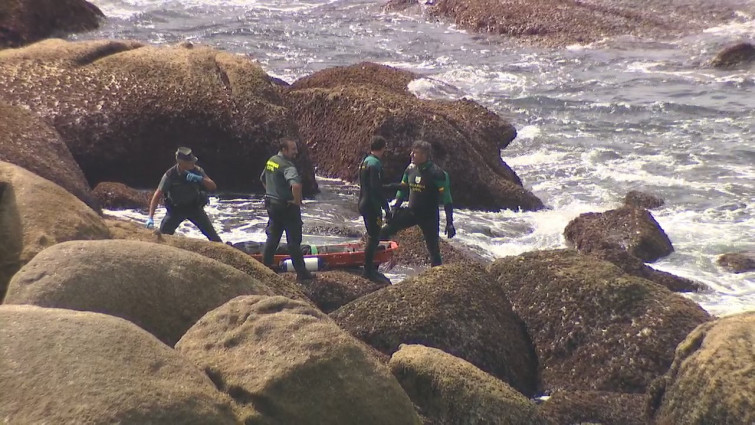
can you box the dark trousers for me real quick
[361,207,382,273]
[379,208,442,266]
[160,206,222,242]
[262,199,306,274]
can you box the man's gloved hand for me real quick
[145,217,154,229]
[186,172,204,183]
[445,222,456,239]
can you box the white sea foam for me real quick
[89,0,339,20]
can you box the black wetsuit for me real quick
[379,161,453,266]
[358,154,390,273]
[158,165,221,242]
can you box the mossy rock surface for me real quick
[488,249,711,394]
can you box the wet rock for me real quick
[624,190,665,209]
[488,249,712,394]
[304,223,364,238]
[426,0,747,47]
[93,181,151,210]
[711,42,755,69]
[564,205,674,262]
[286,62,543,211]
[331,263,539,396]
[4,239,280,346]
[390,344,549,425]
[539,390,649,425]
[0,101,96,209]
[0,305,238,425]
[716,251,755,273]
[176,295,422,425]
[0,39,318,196]
[0,0,104,49]
[589,246,705,292]
[648,312,755,425]
[0,160,109,299]
[391,226,487,267]
[104,218,309,302]
[283,269,389,313]
[383,0,421,13]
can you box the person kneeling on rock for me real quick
[146,147,222,242]
[380,140,456,267]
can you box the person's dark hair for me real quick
[370,135,387,151]
[279,138,297,151]
[412,140,432,157]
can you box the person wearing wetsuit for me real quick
[260,138,314,281]
[379,140,456,267]
[146,147,222,242]
[358,136,391,280]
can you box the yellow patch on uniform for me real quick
[266,160,280,172]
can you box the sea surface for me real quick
[80,0,755,317]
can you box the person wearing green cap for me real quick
[146,147,222,242]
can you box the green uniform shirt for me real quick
[261,153,301,202]
[396,161,452,211]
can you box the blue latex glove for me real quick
[145,217,154,229]
[186,172,203,183]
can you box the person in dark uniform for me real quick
[146,147,222,242]
[358,136,391,280]
[261,138,314,281]
[379,140,456,267]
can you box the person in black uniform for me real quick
[379,140,456,267]
[146,147,222,242]
[358,136,391,280]
[261,138,314,281]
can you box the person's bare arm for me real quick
[201,175,217,192]
[148,189,163,219]
[291,183,303,207]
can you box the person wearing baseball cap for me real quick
[146,147,222,242]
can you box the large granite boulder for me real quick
[425,0,748,47]
[92,181,151,210]
[624,190,665,209]
[648,312,755,425]
[104,218,309,302]
[4,239,280,346]
[716,251,755,273]
[283,269,389,313]
[176,295,422,425]
[390,226,487,267]
[0,101,96,209]
[711,42,755,69]
[564,205,674,262]
[588,246,705,292]
[0,39,317,196]
[0,160,109,298]
[286,62,543,211]
[390,344,549,425]
[0,0,103,49]
[539,390,649,425]
[0,305,238,425]
[331,263,538,396]
[488,249,712,394]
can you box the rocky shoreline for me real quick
[1,2,754,424]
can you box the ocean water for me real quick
[80,0,755,317]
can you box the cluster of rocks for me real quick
[1,2,753,424]
[2,151,754,423]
